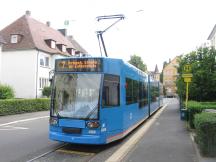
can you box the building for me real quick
[207,24,216,48]
[0,35,6,80]
[0,11,87,98]
[148,64,160,82]
[163,57,179,97]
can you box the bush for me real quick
[42,86,51,97]
[0,84,15,99]
[0,98,50,116]
[194,112,216,157]
[188,101,216,128]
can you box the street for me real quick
[0,111,60,162]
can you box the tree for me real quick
[128,54,147,72]
[176,47,216,101]
[42,86,51,97]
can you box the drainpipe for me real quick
[36,50,39,98]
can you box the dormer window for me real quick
[51,40,56,49]
[11,35,18,43]
[66,48,75,55]
[57,44,67,52]
[62,45,66,52]
[10,34,22,44]
[45,39,56,49]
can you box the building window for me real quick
[39,77,49,89]
[40,56,50,68]
[62,45,66,52]
[102,74,120,107]
[40,58,44,66]
[11,35,18,43]
[45,57,49,67]
[51,40,56,49]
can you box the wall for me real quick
[0,45,2,82]
[163,57,178,96]
[1,50,37,98]
[36,52,67,97]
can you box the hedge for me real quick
[0,84,15,99]
[194,112,216,157]
[0,98,50,116]
[187,101,216,128]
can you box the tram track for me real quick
[26,143,67,162]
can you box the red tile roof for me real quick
[0,14,84,56]
[0,35,6,44]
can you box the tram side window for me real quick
[102,74,120,107]
[126,78,139,105]
[139,81,147,108]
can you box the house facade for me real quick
[0,11,87,98]
[0,35,6,80]
[207,24,216,48]
[163,57,179,97]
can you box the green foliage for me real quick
[0,98,50,116]
[188,101,216,128]
[194,112,216,157]
[176,47,216,101]
[42,86,51,97]
[0,84,15,99]
[128,54,147,72]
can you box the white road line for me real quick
[0,116,49,127]
[0,125,29,131]
[105,104,167,162]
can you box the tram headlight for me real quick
[49,117,58,126]
[86,121,100,128]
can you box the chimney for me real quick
[58,29,67,36]
[25,10,31,16]
[46,21,51,27]
[67,35,74,40]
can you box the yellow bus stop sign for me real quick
[183,64,192,73]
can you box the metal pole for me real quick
[185,82,189,109]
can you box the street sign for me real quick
[182,73,193,78]
[182,64,193,109]
[184,77,191,83]
[183,64,192,73]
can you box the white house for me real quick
[0,35,6,80]
[207,24,216,48]
[0,11,87,98]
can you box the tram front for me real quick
[49,58,105,144]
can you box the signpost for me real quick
[182,64,193,109]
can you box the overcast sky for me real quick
[0,0,215,71]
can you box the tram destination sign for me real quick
[55,58,103,72]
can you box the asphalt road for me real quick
[0,111,60,162]
[0,99,179,162]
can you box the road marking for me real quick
[0,125,29,131]
[57,149,95,156]
[0,116,49,127]
[105,104,167,162]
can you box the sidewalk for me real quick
[124,98,198,162]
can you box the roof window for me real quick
[57,44,67,52]
[45,39,56,49]
[66,48,75,55]
[10,34,22,44]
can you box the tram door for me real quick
[101,74,122,134]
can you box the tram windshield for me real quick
[51,73,101,119]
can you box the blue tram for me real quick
[49,57,163,144]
